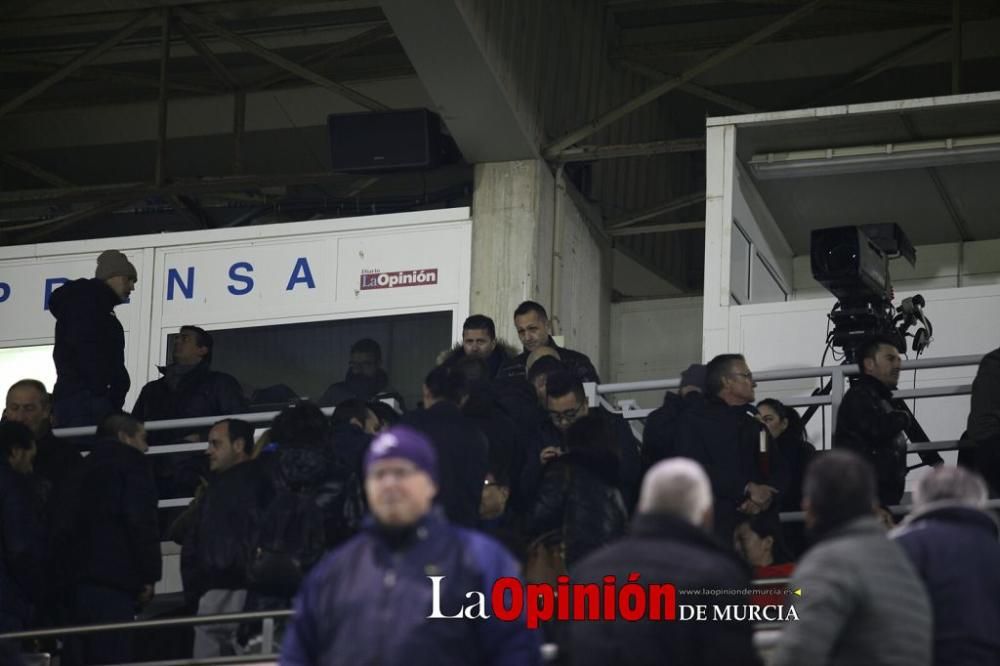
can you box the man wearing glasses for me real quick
[527,371,641,512]
[676,354,787,544]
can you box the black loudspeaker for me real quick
[327,108,453,172]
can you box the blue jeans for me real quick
[54,392,115,428]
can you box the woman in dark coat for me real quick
[525,413,627,568]
[757,398,816,512]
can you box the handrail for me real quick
[0,610,293,642]
[53,406,338,439]
[593,352,985,455]
[595,353,983,395]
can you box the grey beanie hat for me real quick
[95,250,138,281]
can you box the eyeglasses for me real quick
[547,405,583,424]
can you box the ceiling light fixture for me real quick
[749,134,1000,179]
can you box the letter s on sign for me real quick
[227,262,254,296]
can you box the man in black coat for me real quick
[641,364,706,473]
[400,365,489,527]
[132,326,247,440]
[497,301,600,383]
[4,379,82,506]
[49,250,137,427]
[675,354,787,544]
[183,419,273,659]
[965,345,1000,495]
[67,413,160,665]
[566,458,760,666]
[0,421,44,633]
[440,314,517,379]
[892,465,1000,666]
[835,336,941,514]
[522,371,642,513]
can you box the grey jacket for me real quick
[771,516,932,666]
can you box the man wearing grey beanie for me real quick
[49,250,137,427]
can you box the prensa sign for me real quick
[360,268,440,290]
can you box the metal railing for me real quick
[589,353,988,523]
[0,609,293,665]
[0,609,565,666]
[589,353,984,449]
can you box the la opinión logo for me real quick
[426,574,800,629]
[360,268,439,290]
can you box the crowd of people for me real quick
[1,249,1000,666]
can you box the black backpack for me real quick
[246,485,327,599]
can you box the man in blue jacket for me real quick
[892,465,1000,666]
[281,426,540,666]
[49,250,137,427]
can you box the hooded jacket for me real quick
[49,277,129,408]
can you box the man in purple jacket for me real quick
[281,426,540,666]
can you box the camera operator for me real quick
[834,336,942,522]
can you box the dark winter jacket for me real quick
[462,386,518,484]
[490,377,546,513]
[132,361,247,430]
[965,347,1000,494]
[181,459,275,597]
[401,402,489,528]
[675,397,788,542]
[893,504,1000,666]
[566,513,760,666]
[520,408,643,516]
[441,341,518,379]
[0,463,45,632]
[641,391,704,472]
[525,447,627,567]
[834,374,911,506]
[49,277,130,409]
[32,428,83,506]
[272,444,364,552]
[330,421,372,480]
[497,336,600,383]
[280,509,541,666]
[67,438,161,595]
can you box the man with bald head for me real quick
[566,458,760,666]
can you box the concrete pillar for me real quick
[470,159,610,377]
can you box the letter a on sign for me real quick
[286,257,316,291]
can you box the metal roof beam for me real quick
[544,0,831,158]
